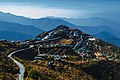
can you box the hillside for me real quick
[0,40,20,80]
[14,25,120,80]
[0,25,120,80]
[35,25,120,57]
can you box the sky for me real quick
[0,0,120,22]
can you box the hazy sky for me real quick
[0,0,120,22]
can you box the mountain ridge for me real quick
[0,20,43,37]
[34,25,120,61]
[94,31,120,47]
[0,31,33,41]
[0,11,77,31]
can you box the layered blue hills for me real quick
[0,12,120,37]
[0,31,33,41]
[0,20,43,41]
[0,21,43,36]
[0,11,120,47]
[78,25,120,38]
[94,31,120,47]
[0,12,76,31]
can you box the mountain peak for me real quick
[34,25,120,62]
[56,25,69,29]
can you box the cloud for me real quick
[0,3,87,18]
[0,1,120,23]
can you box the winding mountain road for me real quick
[8,45,34,80]
[73,35,83,49]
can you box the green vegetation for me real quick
[13,56,120,80]
[0,40,20,80]
[0,25,120,80]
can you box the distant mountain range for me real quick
[94,31,120,47]
[0,12,76,31]
[78,26,120,38]
[0,11,120,47]
[51,16,120,31]
[0,31,33,41]
[0,20,43,36]
[63,17,120,29]
[0,20,43,41]
[0,12,120,35]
